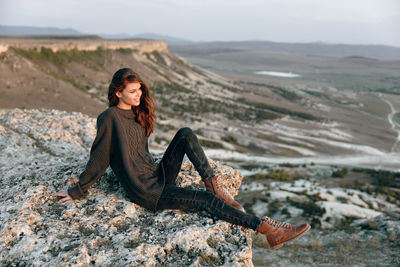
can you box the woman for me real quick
[52,68,310,250]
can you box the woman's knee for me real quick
[177,127,195,139]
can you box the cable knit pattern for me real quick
[68,106,164,211]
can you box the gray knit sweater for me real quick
[67,106,165,211]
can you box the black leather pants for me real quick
[156,127,262,230]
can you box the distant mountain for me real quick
[0,25,193,45]
[99,33,136,39]
[91,32,193,45]
[130,33,193,45]
[0,25,83,36]
[170,40,400,61]
[99,32,193,45]
[3,25,399,60]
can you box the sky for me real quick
[1,0,399,47]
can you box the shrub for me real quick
[334,216,360,233]
[116,48,137,54]
[279,163,297,168]
[240,163,264,170]
[272,87,301,101]
[12,46,105,66]
[151,50,167,65]
[221,135,238,145]
[198,139,224,149]
[266,171,300,182]
[248,170,304,182]
[332,168,348,178]
[288,199,326,217]
[368,169,400,188]
[236,97,322,121]
[156,123,176,132]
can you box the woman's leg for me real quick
[156,184,311,250]
[159,127,244,211]
[159,127,215,185]
[156,184,262,230]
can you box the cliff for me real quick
[0,108,253,266]
[0,37,168,54]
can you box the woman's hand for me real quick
[52,190,72,203]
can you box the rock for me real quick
[0,108,253,266]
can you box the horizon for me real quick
[1,24,400,49]
[0,0,399,47]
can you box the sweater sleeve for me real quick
[68,112,113,200]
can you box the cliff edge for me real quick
[0,37,168,54]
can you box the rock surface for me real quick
[237,167,400,266]
[0,108,253,266]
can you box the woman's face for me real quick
[116,82,142,109]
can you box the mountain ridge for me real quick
[2,25,399,60]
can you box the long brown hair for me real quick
[108,68,157,137]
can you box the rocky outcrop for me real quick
[0,108,253,266]
[0,37,168,54]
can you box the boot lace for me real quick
[263,216,294,229]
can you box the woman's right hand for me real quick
[52,189,72,203]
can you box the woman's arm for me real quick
[66,112,113,200]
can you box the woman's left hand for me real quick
[52,190,72,203]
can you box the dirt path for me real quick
[379,93,400,152]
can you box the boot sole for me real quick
[270,224,311,250]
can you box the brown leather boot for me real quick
[203,176,245,212]
[256,216,311,250]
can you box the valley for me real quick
[1,36,399,266]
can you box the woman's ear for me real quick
[116,91,122,98]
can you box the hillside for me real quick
[1,37,399,167]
